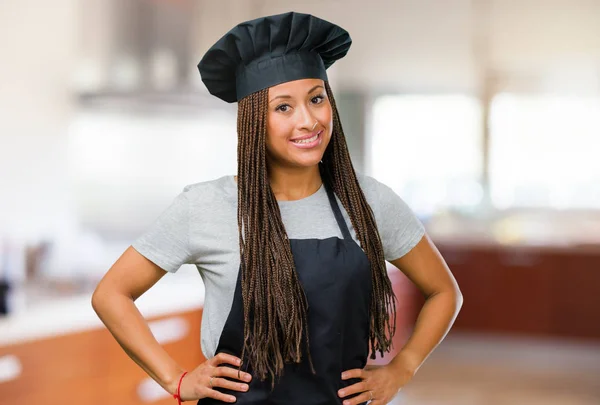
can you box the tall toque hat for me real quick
[198,11,352,103]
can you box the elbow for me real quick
[91,285,104,315]
[456,290,464,309]
[454,287,464,313]
[452,276,464,309]
[91,281,114,316]
[91,279,134,319]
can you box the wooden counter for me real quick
[0,309,205,405]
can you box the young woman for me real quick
[92,12,462,405]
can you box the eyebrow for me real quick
[268,85,324,104]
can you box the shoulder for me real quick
[354,172,425,260]
[355,172,393,206]
[181,175,236,207]
[354,172,417,222]
[355,172,381,192]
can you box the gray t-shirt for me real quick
[132,173,425,359]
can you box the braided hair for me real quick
[236,82,396,385]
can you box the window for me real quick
[489,94,600,209]
[68,109,237,234]
[369,94,483,218]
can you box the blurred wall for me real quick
[0,1,79,241]
[2,0,600,265]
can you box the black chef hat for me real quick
[198,11,352,103]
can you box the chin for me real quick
[289,146,329,167]
[294,160,323,169]
[291,152,326,168]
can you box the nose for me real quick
[297,104,317,131]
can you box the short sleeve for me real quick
[131,187,192,273]
[359,175,425,261]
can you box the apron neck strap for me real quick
[323,179,353,241]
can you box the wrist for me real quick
[165,370,187,396]
[390,350,421,376]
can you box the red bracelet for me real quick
[173,371,188,405]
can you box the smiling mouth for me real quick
[291,130,322,144]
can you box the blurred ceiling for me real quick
[74,0,600,98]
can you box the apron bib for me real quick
[199,179,372,405]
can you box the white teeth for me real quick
[292,133,319,144]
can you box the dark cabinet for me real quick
[437,242,600,340]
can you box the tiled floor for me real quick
[390,332,600,405]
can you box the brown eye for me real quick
[276,104,290,112]
[311,95,325,104]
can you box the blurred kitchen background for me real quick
[1,0,600,404]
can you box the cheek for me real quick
[320,103,333,129]
[266,114,291,151]
[321,104,334,138]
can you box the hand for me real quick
[338,363,414,405]
[177,353,253,402]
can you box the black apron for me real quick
[199,179,372,405]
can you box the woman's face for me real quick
[265,78,333,170]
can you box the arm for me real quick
[339,233,463,405]
[91,246,185,395]
[387,233,463,374]
[91,247,252,401]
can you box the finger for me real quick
[215,365,253,382]
[341,369,364,380]
[210,352,242,367]
[203,386,237,403]
[341,390,371,405]
[338,381,367,398]
[210,377,249,393]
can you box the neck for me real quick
[267,164,323,201]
